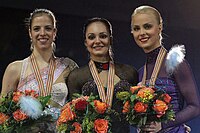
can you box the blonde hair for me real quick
[132,5,163,25]
[131,5,163,42]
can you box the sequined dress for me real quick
[17,57,78,133]
[67,61,138,133]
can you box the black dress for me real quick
[67,61,138,133]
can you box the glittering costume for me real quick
[138,46,200,133]
[67,61,138,133]
[17,57,78,133]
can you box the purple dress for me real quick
[138,47,200,133]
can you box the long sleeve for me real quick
[162,60,200,128]
[66,69,81,100]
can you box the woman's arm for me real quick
[1,61,21,96]
[163,60,200,128]
[66,69,82,100]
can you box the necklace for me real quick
[141,46,167,87]
[89,60,115,107]
[30,54,56,96]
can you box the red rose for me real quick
[75,99,88,111]
[94,119,109,133]
[134,102,148,113]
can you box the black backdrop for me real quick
[0,0,200,132]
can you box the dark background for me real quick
[0,0,200,132]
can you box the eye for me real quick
[87,34,95,40]
[33,27,40,32]
[144,24,152,30]
[99,33,108,39]
[45,26,54,31]
[132,26,140,32]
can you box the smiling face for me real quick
[85,22,111,61]
[29,13,57,52]
[131,11,162,53]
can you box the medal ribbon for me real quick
[30,54,56,96]
[89,60,115,107]
[142,46,167,87]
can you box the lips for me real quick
[38,38,48,43]
[92,45,104,50]
[139,37,149,43]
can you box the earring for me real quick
[109,45,114,61]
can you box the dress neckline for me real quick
[94,61,109,70]
[146,46,161,64]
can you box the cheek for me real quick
[132,33,139,41]
[85,40,92,47]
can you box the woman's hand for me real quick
[140,121,161,133]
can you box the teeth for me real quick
[39,38,48,43]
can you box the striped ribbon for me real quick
[89,60,115,107]
[30,54,56,96]
[142,46,167,87]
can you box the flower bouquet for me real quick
[57,93,114,133]
[116,86,175,127]
[0,90,52,133]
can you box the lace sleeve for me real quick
[163,60,200,128]
[66,69,82,100]
[63,57,79,71]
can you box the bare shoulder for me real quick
[5,60,23,74]
[1,60,23,95]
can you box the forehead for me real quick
[86,22,108,33]
[31,14,53,26]
[132,13,157,25]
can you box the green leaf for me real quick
[38,95,51,107]
[130,95,137,102]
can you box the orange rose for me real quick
[12,91,24,103]
[130,86,142,94]
[0,113,9,124]
[161,94,171,104]
[137,87,155,99]
[25,90,38,98]
[57,104,76,125]
[134,102,148,113]
[62,102,72,111]
[94,100,108,114]
[94,119,108,133]
[13,109,28,121]
[137,88,155,98]
[153,100,168,118]
[70,122,82,133]
[122,101,130,113]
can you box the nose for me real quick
[139,28,146,35]
[94,36,101,44]
[40,28,46,35]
